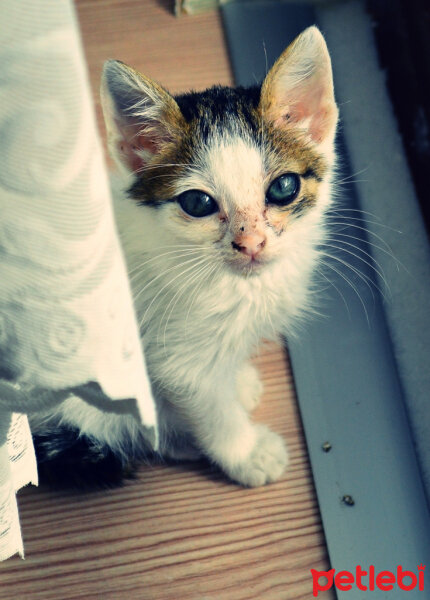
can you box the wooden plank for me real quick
[0,2,333,598]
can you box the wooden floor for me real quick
[0,2,333,598]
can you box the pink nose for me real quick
[232,232,266,258]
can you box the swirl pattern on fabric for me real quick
[0,0,157,561]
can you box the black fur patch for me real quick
[175,85,261,139]
[302,167,323,182]
[33,426,137,490]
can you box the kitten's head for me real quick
[101,27,338,277]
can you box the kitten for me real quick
[32,26,338,489]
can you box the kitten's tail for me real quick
[33,425,138,490]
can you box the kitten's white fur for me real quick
[48,136,333,486]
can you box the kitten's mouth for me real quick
[228,255,268,276]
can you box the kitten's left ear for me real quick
[101,60,185,175]
[260,26,338,149]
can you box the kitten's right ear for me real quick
[101,61,185,175]
[260,27,338,151]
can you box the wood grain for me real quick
[0,2,334,598]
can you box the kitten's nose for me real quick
[232,232,266,258]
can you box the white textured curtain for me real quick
[0,0,157,560]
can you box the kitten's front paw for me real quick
[237,363,263,412]
[227,425,288,487]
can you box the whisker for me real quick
[329,207,377,214]
[336,166,370,184]
[330,231,404,273]
[321,248,379,300]
[321,247,383,300]
[133,254,206,306]
[322,240,389,294]
[327,206,404,233]
[128,245,212,274]
[138,243,211,252]
[184,261,220,336]
[136,162,190,173]
[327,207,382,219]
[138,256,209,329]
[327,214,402,234]
[326,221,401,250]
[320,258,370,325]
[129,248,207,280]
[158,258,213,350]
[142,173,179,182]
[335,179,369,186]
[316,267,351,318]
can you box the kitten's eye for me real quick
[177,190,219,218]
[266,173,300,206]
